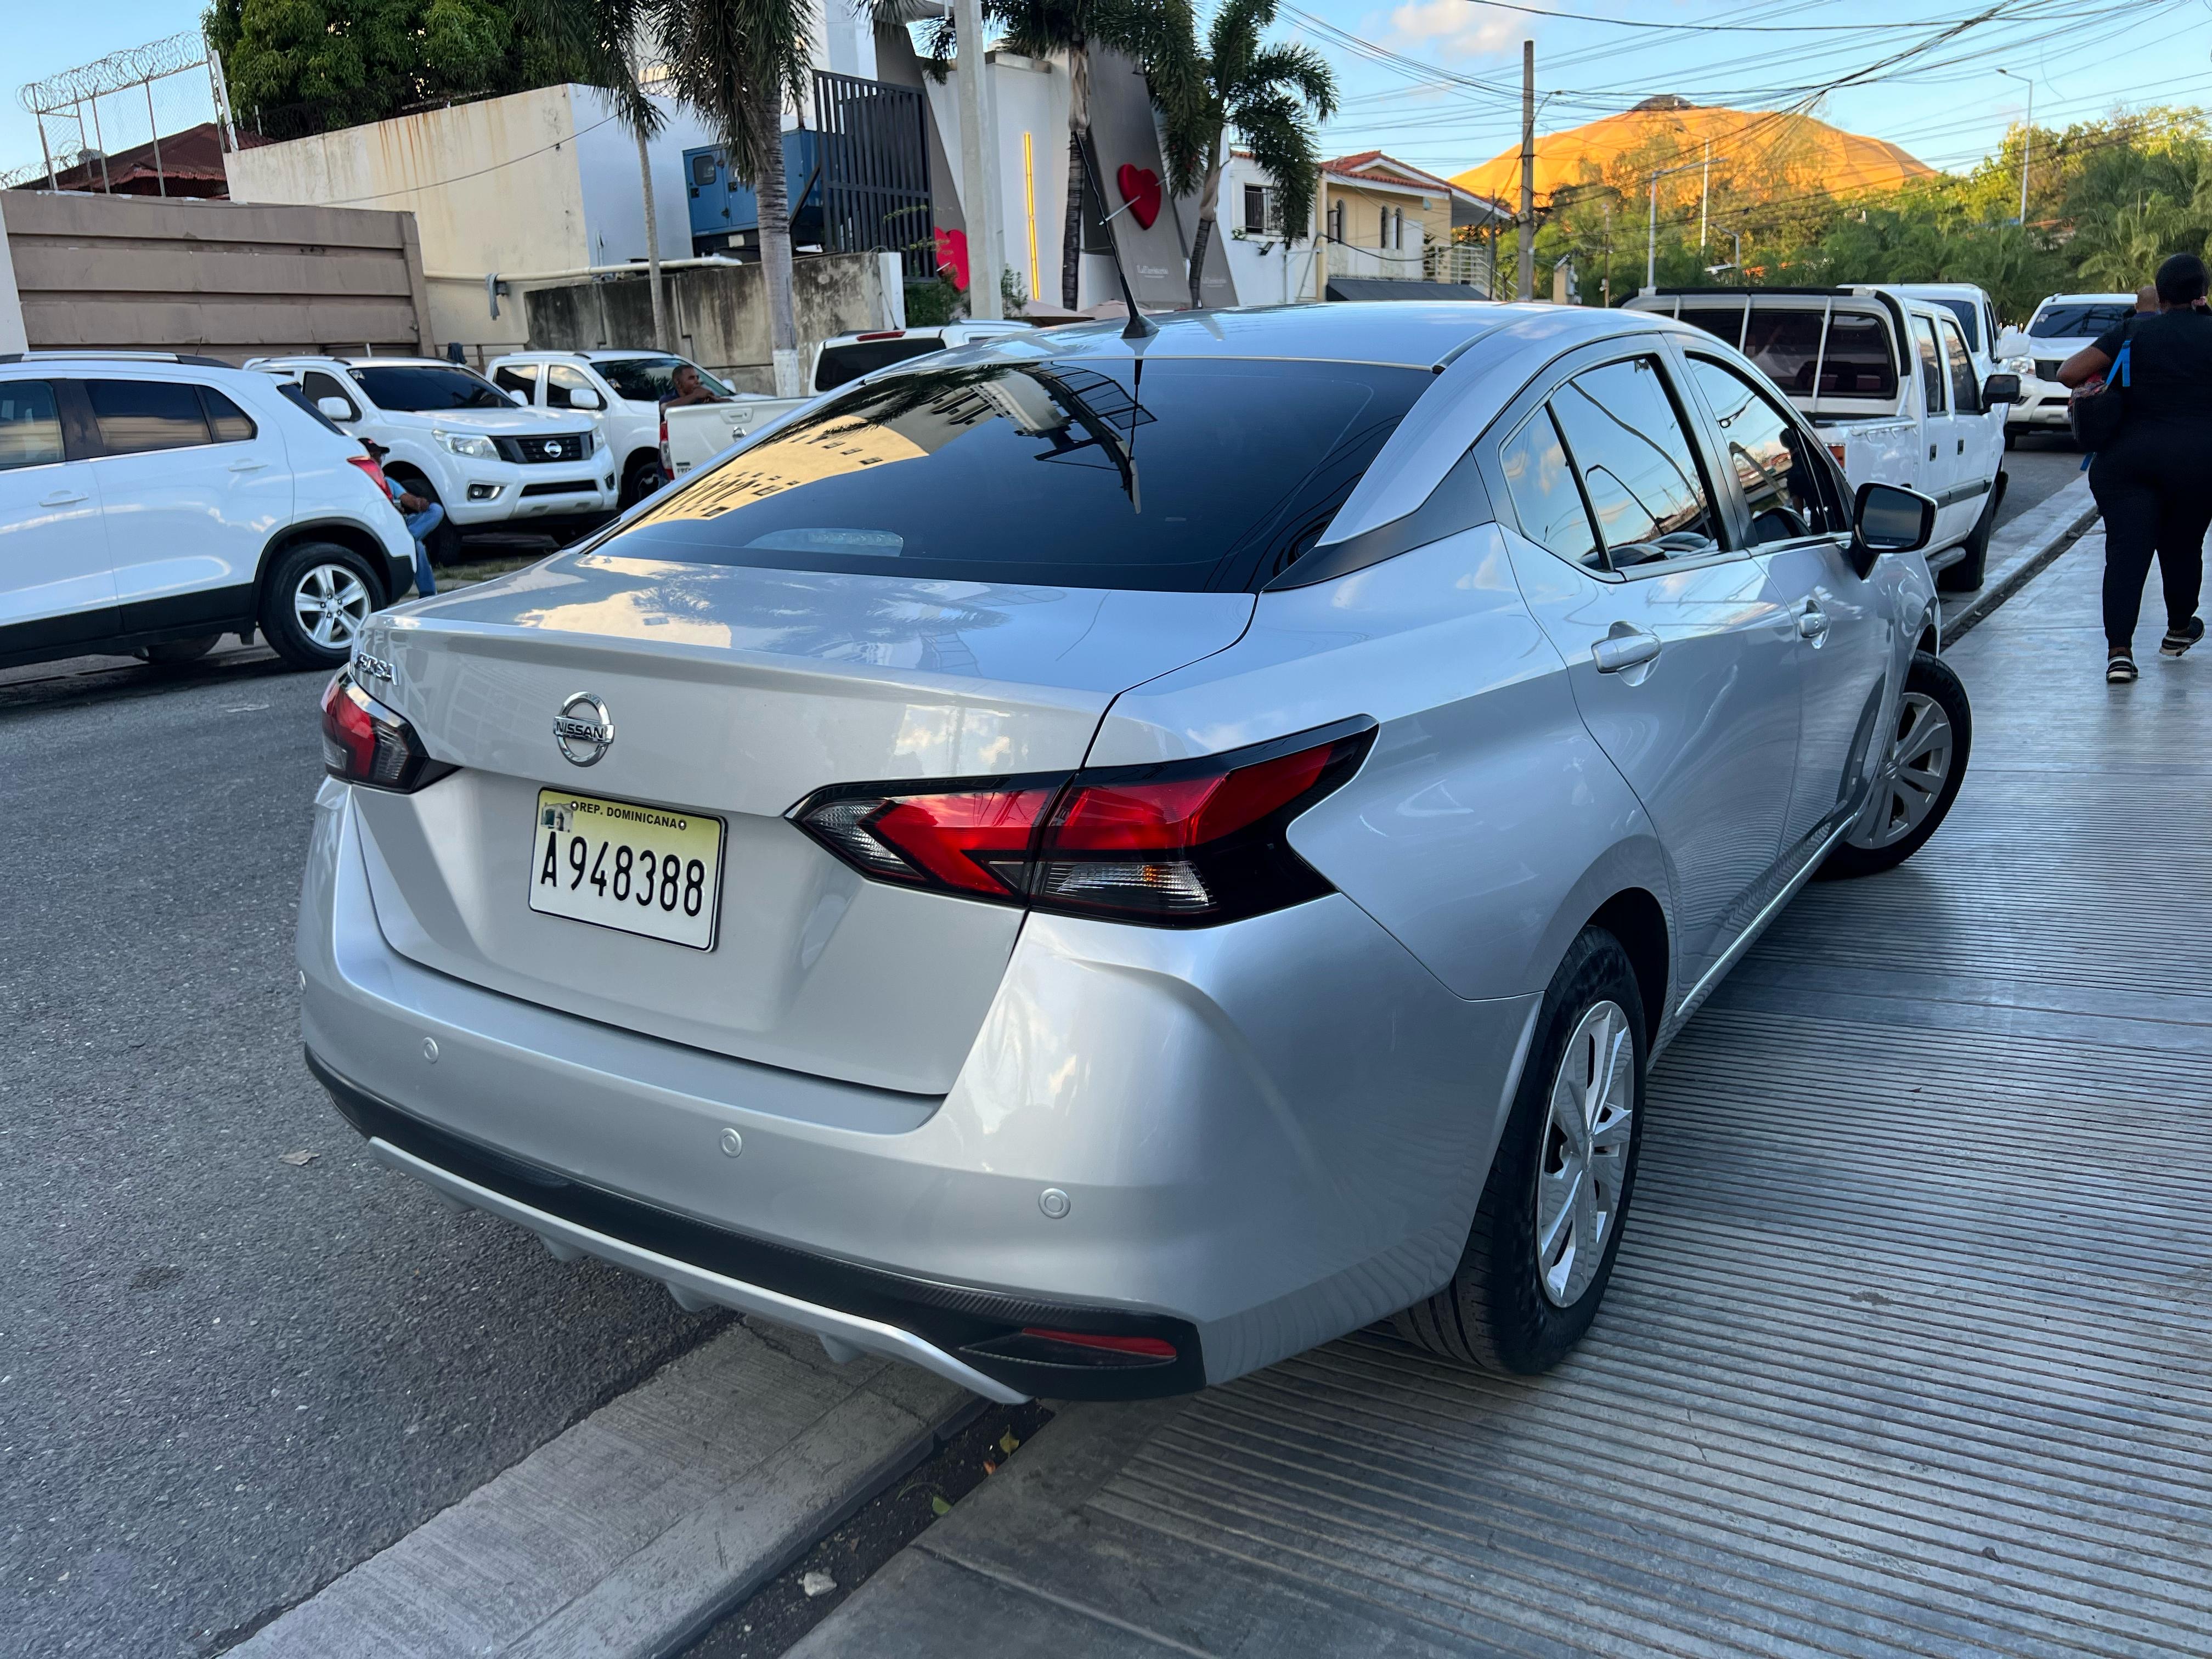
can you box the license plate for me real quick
[529,789,725,950]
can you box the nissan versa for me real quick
[299,304,1971,1402]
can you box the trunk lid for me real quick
[350,551,1254,1095]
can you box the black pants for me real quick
[2089,431,2212,648]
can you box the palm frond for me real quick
[519,0,664,137]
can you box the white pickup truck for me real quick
[1626,287,2020,591]
[661,321,1033,480]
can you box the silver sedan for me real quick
[299,303,1968,1402]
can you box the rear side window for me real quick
[1911,318,1945,414]
[1499,407,1600,571]
[813,337,950,392]
[1742,311,1823,394]
[1685,357,1845,543]
[1545,356,1720,566]
[88,380,211,453]
[608,357,1435,591]
[0,381,65,470]
[200,387,258,443]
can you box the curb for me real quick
[1941,475,2099,645]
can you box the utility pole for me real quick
[1997,69,2033,225]
[1517,40,1534,301]
[1644,160,1702,294]
[955,0,1003,319]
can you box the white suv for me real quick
[487,351,733,507]
[0,353,415,672]
[251,356,617,557]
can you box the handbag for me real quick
[2069,315,2136,449]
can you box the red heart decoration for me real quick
[933,227,969,291]
[1116,163,1162,230]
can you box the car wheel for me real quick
[260,542,382,671]
[1936,479,2001,592]
[620,453,665,508]
[140,634,220,668]
[2004,430,2017,450]
[1818,650,1971,879]
[1395,926,1646,1374]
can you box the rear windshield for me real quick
[595,356,733,403]
[1734,307,1896,401]
[349,364,510,411]
[814,337,952,392]
[1929,297,1981,350]
[602,357,1434,591]
[2030,303,2134,339]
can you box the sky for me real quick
[9,0,2212,189]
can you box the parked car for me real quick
[1994,291,2139,445]
[1627,286,2017,591]
[301,303,1965,1406]
[0,351,414,673]
[249,356,617,558]
[1877,282,2002,377]
[487,350,736,508]
[659,322,1035,479]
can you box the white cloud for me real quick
[1378,0,1520,62]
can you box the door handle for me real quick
[39,489,88,506]
[1928,444,1938,461]
[1592,629,1662,674]
[1798,605,1830,642]
[227,458,270,472]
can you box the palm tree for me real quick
[521,0,672,352]
[661,0,813,396]
[1147,0,1334,311]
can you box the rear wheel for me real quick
[619,452,666,508]
[1395,926,1646,1374]
[260,542,381,670]
[1819,650,1971,878]
[1936,476,2002,592]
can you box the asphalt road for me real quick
[0,656,723,1658]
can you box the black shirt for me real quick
[2090,308,2212,427]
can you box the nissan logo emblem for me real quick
[553,691,615,766]
[543,439,562,456]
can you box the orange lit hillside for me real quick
[1453,97,1935,205]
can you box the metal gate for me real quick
[812,72,934,281]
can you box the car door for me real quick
[85,377,292,631]
[1493,348,1803,985]
[0,377,117,659]
[1940,314,1999,524]
[1908,313,1963,544]
[1681,352,1891,866]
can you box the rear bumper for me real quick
[298,781,1540,1397]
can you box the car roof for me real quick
[2036,293,2137,306]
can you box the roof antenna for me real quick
[1075,131,1159,341]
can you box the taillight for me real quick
[347,453,392,495]
[789,720,1373,927]
[658,416,671,478]
[320,672,454,792]
[1827,442,1848,466]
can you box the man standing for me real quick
[364,441,442,597]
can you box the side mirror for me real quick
[317,396,356,421]
[1850,480,1937,572]
[1980,372,2022,405]
[508,388,529,406]
[570,388,605,411]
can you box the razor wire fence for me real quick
[4,31,234,193]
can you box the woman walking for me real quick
[2058,252,2212,683]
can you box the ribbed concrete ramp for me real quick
[791,531,2212,1659]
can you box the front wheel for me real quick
[260,543,382,670]
[1395,926,1646,1374]
[1819,650,1971,879]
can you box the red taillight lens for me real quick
[347,453,392,496]
[788,720,1373,926]
[320,672,454,792]
[1021,1328,1176,1358]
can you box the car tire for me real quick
[260,542,382,672]
[619,453,665,509]
[140,634,220,668]
[1818,650,1971,880]
[2004,429,2017,450]
[1395,926,1646,1375]
[1936,477,2002,592]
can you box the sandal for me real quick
[2108,650,2138,684]
[2162,617,2205,657]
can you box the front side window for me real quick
[1686,356,1844,544]
[606,357,1434,591]
[1941,318,1980,414]
[1911,317,1946,414]
[302,371,359,421]
[0,381,65,471]
[1499,407,1600,571]
[347,364,510,412]
[547,364,600,409]
[493,363,540,399]
[1547,356,1720,567]
[88,380,211,454]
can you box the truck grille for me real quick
[498,433,590,464]
[2035,359,2064,382]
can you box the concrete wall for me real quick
[0,215,26,353]
[0,189,428,359]
[521,252,896,392]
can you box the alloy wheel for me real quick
[1535,998,1635,1308]
[294,564,372,651]
[1848,691,1953,850]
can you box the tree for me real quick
[1146,0,1332,310]
[520,0,672,351]
[658,0,812,396]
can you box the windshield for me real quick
[1930,297,1981,350]
[349,364,511,411]
[595,356,733,403]
[2030,303,2134,339]
[601,357,1435,591]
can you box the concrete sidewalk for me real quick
[794,527,2212,1658]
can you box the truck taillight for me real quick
[1827,442,1848,465]
[320,672,455,792]
[658,416,672,480]
[790,721,1374,927]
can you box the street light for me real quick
[1705,225,1743,277]
[1996,68,2034,225]
[1645,160,1707,293]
